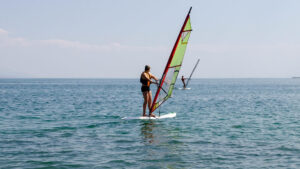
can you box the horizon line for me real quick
[0,77,297,79]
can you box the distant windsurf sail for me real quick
[185,59,200,87]
[150,7,192,113]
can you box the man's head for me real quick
[145,65,150,72]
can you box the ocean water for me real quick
[0,78,300,169]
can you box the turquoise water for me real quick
[0,78,300,168]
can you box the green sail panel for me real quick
[151,9,192,113]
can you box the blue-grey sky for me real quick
[1,0,300,78]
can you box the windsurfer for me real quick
[181,75,187,88]
[140,65,158,117]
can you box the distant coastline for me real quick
[292,77,300,79]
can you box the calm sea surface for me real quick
[0,78,300,168]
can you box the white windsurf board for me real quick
[122,112,176,120]
[178,87,191,90]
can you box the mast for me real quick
[186,59,200,87]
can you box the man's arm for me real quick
[149,73,159,84]
[149,73,158,81]
[142,72,158,84]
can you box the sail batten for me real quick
[150,7,192,113]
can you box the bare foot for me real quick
[149,113,156,117]
[142,114,147,117]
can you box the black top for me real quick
[140,73,150,86]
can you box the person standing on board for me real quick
[181,75,187,88]
[140,65,158,117]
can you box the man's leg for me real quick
[148,91,155,117]
[142,92,148,116]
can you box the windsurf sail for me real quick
[185,59,200,87]
[150,7,193,113]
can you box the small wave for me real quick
[25,160,60,166]
[104,159,135,167]
[189,140,212,144]
[90,115,120,119]
[115,130,130,134]
[167,140,183,145]
[82,121,120,129]
[60,132,73,137]
[16,115,41,120]
[42,126,77,132]
[85,124,100,128]
[114,139,136,144]
[277,145,300,153]
[232,124,243,128]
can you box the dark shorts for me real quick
[141,86,150,92]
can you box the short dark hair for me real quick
[145,65,150,71]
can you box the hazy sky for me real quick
[1,0,300,78]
